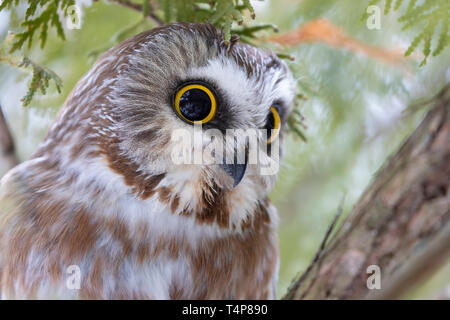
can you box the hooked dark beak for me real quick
[220,144,249,187]
[220,162,247,187]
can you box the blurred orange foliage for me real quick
[269,19,411,66]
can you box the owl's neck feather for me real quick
[22,137,274,238]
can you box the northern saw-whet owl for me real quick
[0,23,296,299]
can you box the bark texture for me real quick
[0,105,18,174]
[284,85,450,299]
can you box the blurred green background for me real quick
[0,0,448,298]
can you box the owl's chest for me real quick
[93,233,277,300]
[75,201,279,299]
[1,165,278,299]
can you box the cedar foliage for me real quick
[0,0,267,108]
[365,0,449,66]
[0,0,75,51]
[0,32,62,106]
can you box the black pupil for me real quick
[265,111,275,132]
[179,88,212,121]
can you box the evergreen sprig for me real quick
[365,0,449,66]
[0,33,62,107]
[18,57,63,106]
[0,0,75,52]
[0,54,63,107]
[156,0,256,41]
[288,108,307,142]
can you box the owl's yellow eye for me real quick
[174,83,217,124]
[265,106,281,144]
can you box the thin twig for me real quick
[283,194,345,299]
[148,0,164,25]
[108,0,164,26]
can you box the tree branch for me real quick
[107,0,164,26]
[284,85,450,299]
[0,105,18,174]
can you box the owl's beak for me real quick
[220,144,248,187]
[220,162,247,187]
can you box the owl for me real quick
[0,23,296,299]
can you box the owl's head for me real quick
[42,23,296,225]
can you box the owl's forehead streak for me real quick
[129,23,288,92]
[115,23,294,130]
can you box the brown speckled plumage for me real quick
[0,23,296,299]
